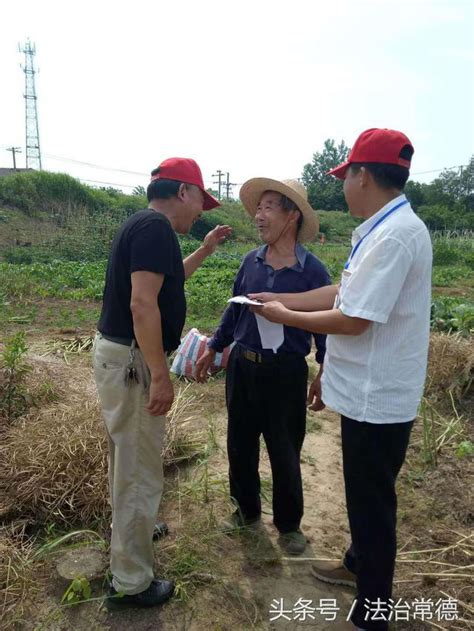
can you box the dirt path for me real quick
[218,407,357,630]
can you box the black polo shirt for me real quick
[98,209,186,352]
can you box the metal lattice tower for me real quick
[19,40,42,170]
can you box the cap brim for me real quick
[327,161,350,180]
[202,190,220,211]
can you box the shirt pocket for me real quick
[93,350,127,371]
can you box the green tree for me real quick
[416,204,452,230]
[424,160,473,210]
[302,139,350,211]
[404,180,428,210]
[413,159,474,229]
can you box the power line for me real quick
[44,153,148,176]
[0,143,468,186]
[78,178,137,189]
[62,161,473,194]
[77,174,216,190]
[0,145,143,175]
[64,164,474,193]
[411,164,468,176]
[281,164,470,182]
[18,152,221,190]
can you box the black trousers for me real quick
[225,346,308,533]
[341,415,414,631]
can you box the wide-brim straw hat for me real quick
[239,178,319,243]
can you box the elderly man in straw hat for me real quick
[196,178,331,555]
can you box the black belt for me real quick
[99,333,174,356]
[100,333,137,348]
[238,346,302,364]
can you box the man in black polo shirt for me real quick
[93,157,230,609]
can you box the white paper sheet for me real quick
[255,314,284,353]
[227,296,284,353]
[227,296,264,306]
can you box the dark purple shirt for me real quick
[209,244,331,363]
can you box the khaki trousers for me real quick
[93,333,165,594]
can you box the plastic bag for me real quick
[170,328,234,379]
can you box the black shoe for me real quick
[153,521,169,540]
[106,578,175,610]
[278,529,307,555]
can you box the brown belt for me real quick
[242,349,265,363]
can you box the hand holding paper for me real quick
[229,296,284,352]
[250,300,290,325]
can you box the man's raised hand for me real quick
[202,225,232,254]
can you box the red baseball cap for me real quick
[327,128,414,180]
[150,157,220,210]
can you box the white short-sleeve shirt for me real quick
[321,194,432,424]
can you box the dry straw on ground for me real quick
[396,529,474,629]
[0,354,206,529]
[426,332,474,400]
[0,524,43,626]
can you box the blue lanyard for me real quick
[344,199,409,270]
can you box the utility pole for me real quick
[6,147,22,170]
[466,156,474,196]
[19,39,42,170]
[212,169,225,200]
[223,172,236,200]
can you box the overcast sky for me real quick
[1,0,473,196]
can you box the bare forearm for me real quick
[132,305,169,378]
[277,285,338,311]
[281,308,370,335]
[183,246,211,280]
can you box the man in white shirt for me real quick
[249,128,432,631]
